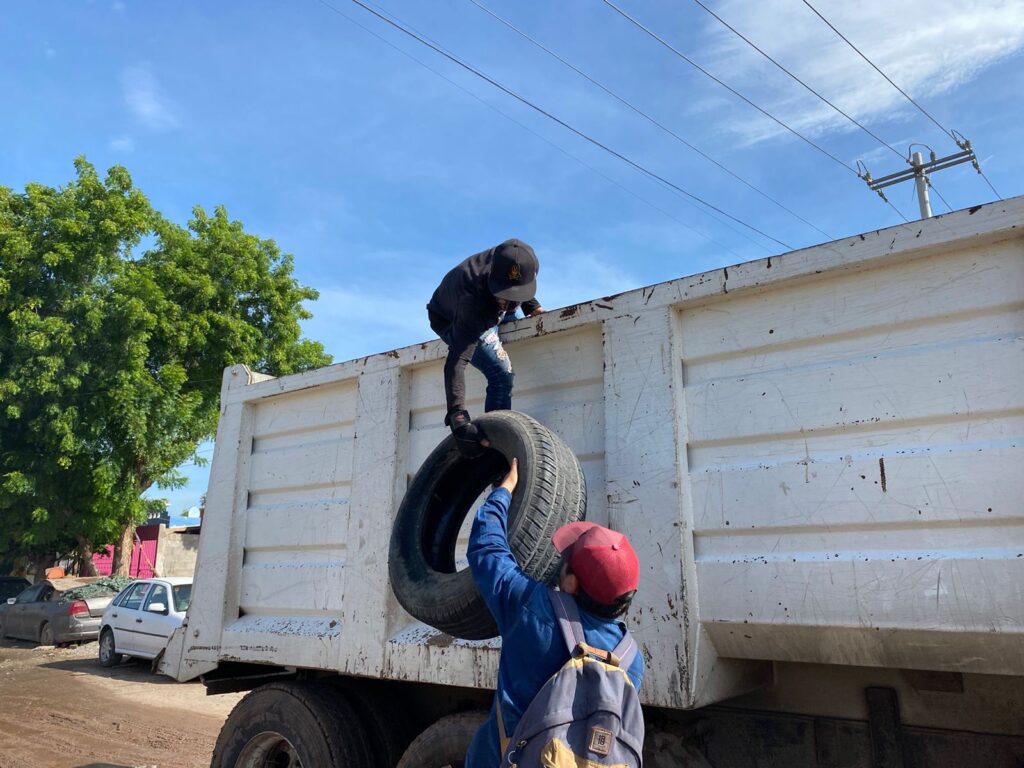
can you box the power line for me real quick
[799,0,1004,203]
[959,136,1004,200]
[799,0,953,142]
[927,178,953,213]
[885,198,909,224]
[313,0,750,258]
[978,170,1002,200]
[601,0,857,176]
[466,0,833,241]
[786,3,1003,214]
[339,0,794,250]
[347,0,787,250]
[689,0,904,163]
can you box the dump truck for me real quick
[162,197,1024,767]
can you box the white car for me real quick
[98,576,192,668]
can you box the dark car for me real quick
[0,577,118,645]
[0,577,30,603]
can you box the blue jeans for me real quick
[442,325,514,412]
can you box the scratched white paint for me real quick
[683,236,1024,679]
[162,198,1024,711]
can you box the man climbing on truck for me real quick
[466,457,645,767]
[427,239,545,457]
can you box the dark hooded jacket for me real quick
[427,245,540,415]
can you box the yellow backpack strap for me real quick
[496,700,511,755]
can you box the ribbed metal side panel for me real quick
[681,242,1024,674]
[238,381,357,620]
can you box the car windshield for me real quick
[172,584,192,613]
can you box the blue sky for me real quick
[4,0,1022,513]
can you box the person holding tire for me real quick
[427,239,544,457]
[464,458,644,768]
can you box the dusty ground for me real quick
[0,637,243,768]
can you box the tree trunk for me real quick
[113,464,151,577]
[112,521,137,577]
[29,552,56,582]
[75,535,99,577]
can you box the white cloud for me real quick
[695,0,1024,146]
[121,64,179,130]
[108,134,135,153]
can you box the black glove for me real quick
[447,409,487,458]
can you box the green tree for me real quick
[0,159,151,572]
[0,159,331,574]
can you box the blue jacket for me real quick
[465,488,645,768]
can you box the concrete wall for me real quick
[154,526,200,578]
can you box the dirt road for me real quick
[0,637,243,768]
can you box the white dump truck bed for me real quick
[164,198,1024,711]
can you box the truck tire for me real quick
[389,410,586,639]
[211,681,374,768]
[341,683,418,768]
[397,711,488,768]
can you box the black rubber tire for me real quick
[340,683,418,768]
[389,410,586,640]
[38,622,54,647]
[210,681,374,768]
[99,628,122,667]
[396,711,488,768]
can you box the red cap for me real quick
[552,522,639,605]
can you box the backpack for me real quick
[497,589,644,767]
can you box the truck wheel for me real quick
[99,628,122,667]
[211,681,373,768]
[389,411,586,639]
[397,711,488,768]
[341,684,418,768]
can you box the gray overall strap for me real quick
[548,588,585,654]
[549,589,639,670]
[611,629,639,671]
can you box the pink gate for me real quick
[131,525,159,578]
[90,524,160,577]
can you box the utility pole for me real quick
[911,151,931,219]
[858,140,985,220]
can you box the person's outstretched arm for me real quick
[467,459,535,632]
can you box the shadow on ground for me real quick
[40,654,188,684]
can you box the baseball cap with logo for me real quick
[488,238,538,302]
[552,522,640,605]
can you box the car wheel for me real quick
[389,410,586,639]
[397,711,488,768]
[212,682,373,768]
[38,622,55,646]
[99,628,123,667]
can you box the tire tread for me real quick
[389,410,587,639]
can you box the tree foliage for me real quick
[0,158,331,565]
